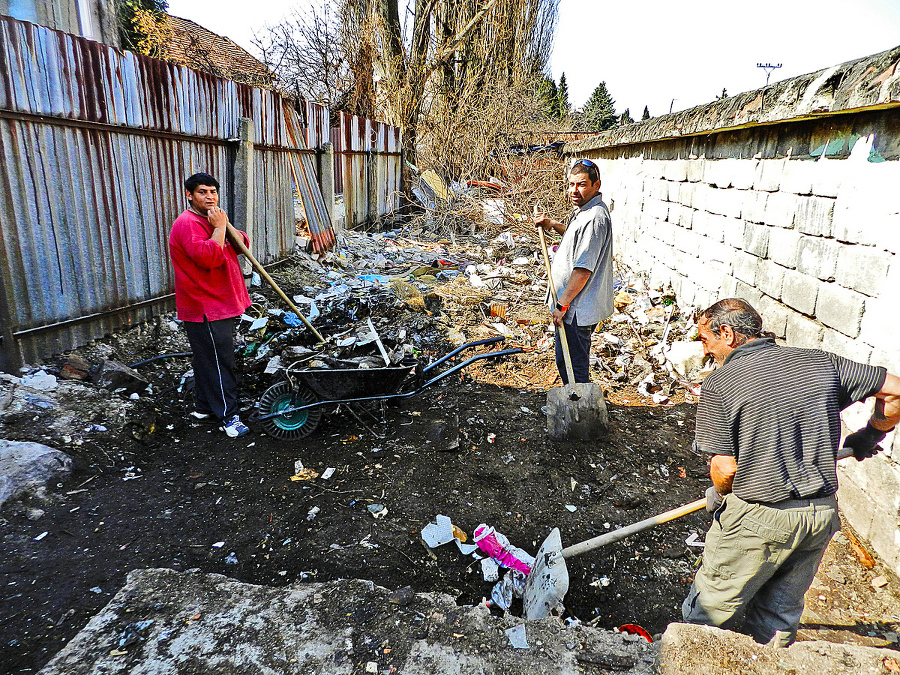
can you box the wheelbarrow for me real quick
[251,337,523,440]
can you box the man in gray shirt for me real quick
[534,159,614,383]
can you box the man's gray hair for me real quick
[699,298,763,339]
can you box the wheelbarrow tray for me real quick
[296,364,413,401]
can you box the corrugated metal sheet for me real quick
[0,16,324,368]
[335,111,402,228]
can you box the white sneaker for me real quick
[220,415,250,438]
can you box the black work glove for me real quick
[843,422,891,461]
[705,486,723,513]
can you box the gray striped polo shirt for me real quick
[694,338,886,504]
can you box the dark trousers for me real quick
[554,316,595,384]
[184,317,239,421]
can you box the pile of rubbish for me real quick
[1,218,713,451]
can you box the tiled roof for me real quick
[164,15,276,88]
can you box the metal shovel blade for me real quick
[523,528,569,620]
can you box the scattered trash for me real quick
[321,467,336,480]
[564,505,577,513]
[211,541,225,548]
[618,623,653,643]
[367,503,388,519]
[291,469,320,481]
[22,370,58,391]
[491,569,528,611]
[505,623,530,649]
[307,506,320,521]
[117,619,155,650]
[224,552,238,566]
[481,558,500,582]
[685,533,705,548]
[421,514,456,548]
[34,531,48,541]
[590,576,611,588]
[473,524,534,574]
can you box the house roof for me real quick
[164,15,276,88]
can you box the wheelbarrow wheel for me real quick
[258,381,322,440]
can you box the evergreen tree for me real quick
[538,74,559,119]
[619,108,633,125]
[717,88,728,100]
[642,105,651,121]
[556,73,570,119]
[578,80,616,132]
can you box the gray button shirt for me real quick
[547,194,614,326]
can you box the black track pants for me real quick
[183,317,238,421]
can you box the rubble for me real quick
[0,440,73,508]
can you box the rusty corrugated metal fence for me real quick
[0,16,344,369]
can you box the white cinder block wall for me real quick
[571,107,900,573]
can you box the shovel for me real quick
[523,446,858,620]
[536,225,608,440]
[224,223,326,344]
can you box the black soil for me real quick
[0,366,709,673]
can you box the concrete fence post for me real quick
[234,117,255,281]
[367,149,378,227]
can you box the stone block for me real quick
[816,284,866,338]
[835,245,892,296]
[673,227,699,254]
[677,206,694,229]
[822,328,872,364]
[753,158,785,192]
[719,275,738,299]
[859,295,900,345]
[659,622,897,675]
[742,190,768,224]
[781,269,819,315]
[678,182,696,208]
[705,187,742,219]
[780,159,816,195]
[691,184,714,212]
[838,456,900,576]
[644,197,669,222]
[731,160,758,190]
[755,260,786,300]
[763,191,799,229]
[732,250,759,284]
[796,235,839,281]
[692,212,723,242]
[756,295,789,338]
[722,217,746,248]
[810,157,844,198]
[685,159,704,183]
[870,346,900,380]
[743,223,769,258]
[0,440,74,508]
[879,213,900,256]
[785,311,824,347]
[694,259,730,295]
[656,220,676,246]
[662,159,688,182]
[793,196,835,237]
[733,280,763,308]
[667,181,682,203]
[767,228,801,269]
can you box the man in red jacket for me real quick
[169,173,251,437]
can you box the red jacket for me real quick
[169,210,251,322]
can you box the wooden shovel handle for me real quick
[224,223,325,344]
[537,226,576,385]
[561,498,707,560]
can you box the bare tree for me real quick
[252,4,353,109]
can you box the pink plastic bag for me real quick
[473,524,534,574]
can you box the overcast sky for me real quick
[167,0,900,117]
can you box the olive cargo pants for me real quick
[682,492,839,647]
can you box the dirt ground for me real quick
[3,241,900,674]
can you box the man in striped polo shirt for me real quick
[681,298,900,647]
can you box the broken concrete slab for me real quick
[0,440,72,508]
[38,568,659,675]
[659,622,897,674]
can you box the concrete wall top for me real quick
[568,44,900,153]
